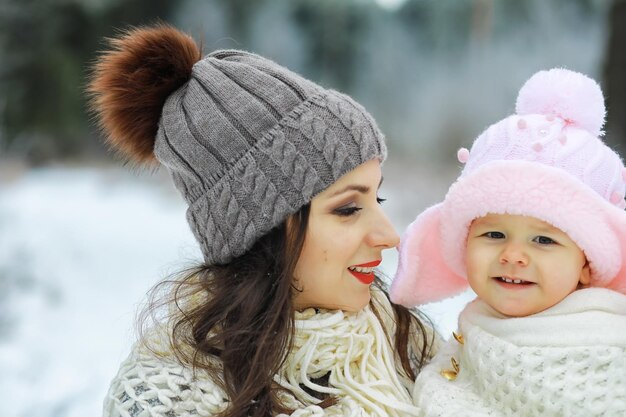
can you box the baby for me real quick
[391,69,626,416]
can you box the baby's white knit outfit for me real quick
[412,288,626,417]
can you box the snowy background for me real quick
[0,0,616,415]
[0,159,474,417]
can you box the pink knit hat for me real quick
[391,68,626,307]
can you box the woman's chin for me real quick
[341,292,372,313]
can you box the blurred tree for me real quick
[0,0,612,164]
[291,0,374,91]
[397,0,473,54]
[0,0,177,164]
[216,0,266,46]
[470,0,493,45]
[604,0,626,150]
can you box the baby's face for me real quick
[465,214,590,317]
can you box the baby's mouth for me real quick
[493,276,535,285]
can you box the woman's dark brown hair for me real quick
[141,204,435,417]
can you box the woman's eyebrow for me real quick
[330,184,370,197]
[329,176,384,197]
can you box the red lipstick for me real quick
[348,260,381,285]
[354,260,382,268]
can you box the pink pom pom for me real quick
[457,147,470,163]
[515,68,605,137]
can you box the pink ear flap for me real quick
[390,204,469,307]
[606,210,626,295]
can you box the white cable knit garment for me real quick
[103,292,428,417]
[412,288,626,417]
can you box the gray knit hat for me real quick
[157,50,387,264]
[88,27,386,265]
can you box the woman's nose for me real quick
[366,208,400,249]
[499,243,529,266]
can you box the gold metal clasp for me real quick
[440,357,461,381]
[440,369,457,381]
[451,357,460,373]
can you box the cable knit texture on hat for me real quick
[391,68,626,306]
[154,50,386,264]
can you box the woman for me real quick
[88,24,437,417]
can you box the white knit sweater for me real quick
[103,291,435,417]
[412,288,626,417]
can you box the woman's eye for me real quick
[334,206,363,217]
[377,196,386,204]
[483,231,505,239]
[533,235,556,245]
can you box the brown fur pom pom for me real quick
[88,24,201,164]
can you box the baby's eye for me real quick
[483,231,505,239]
[533,235,556,245]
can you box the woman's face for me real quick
[292,159,400,312]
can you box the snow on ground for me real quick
[0,160,473,417]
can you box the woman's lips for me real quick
[349,269,376,285]
[348,260,381,285]
[353,260,381,268]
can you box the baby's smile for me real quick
[493,276,535,286]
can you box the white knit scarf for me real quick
[274,297,420,417]
[105,293,421,417]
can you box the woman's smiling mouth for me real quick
[348,260,381,285]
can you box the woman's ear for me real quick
[579,260,592,287]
